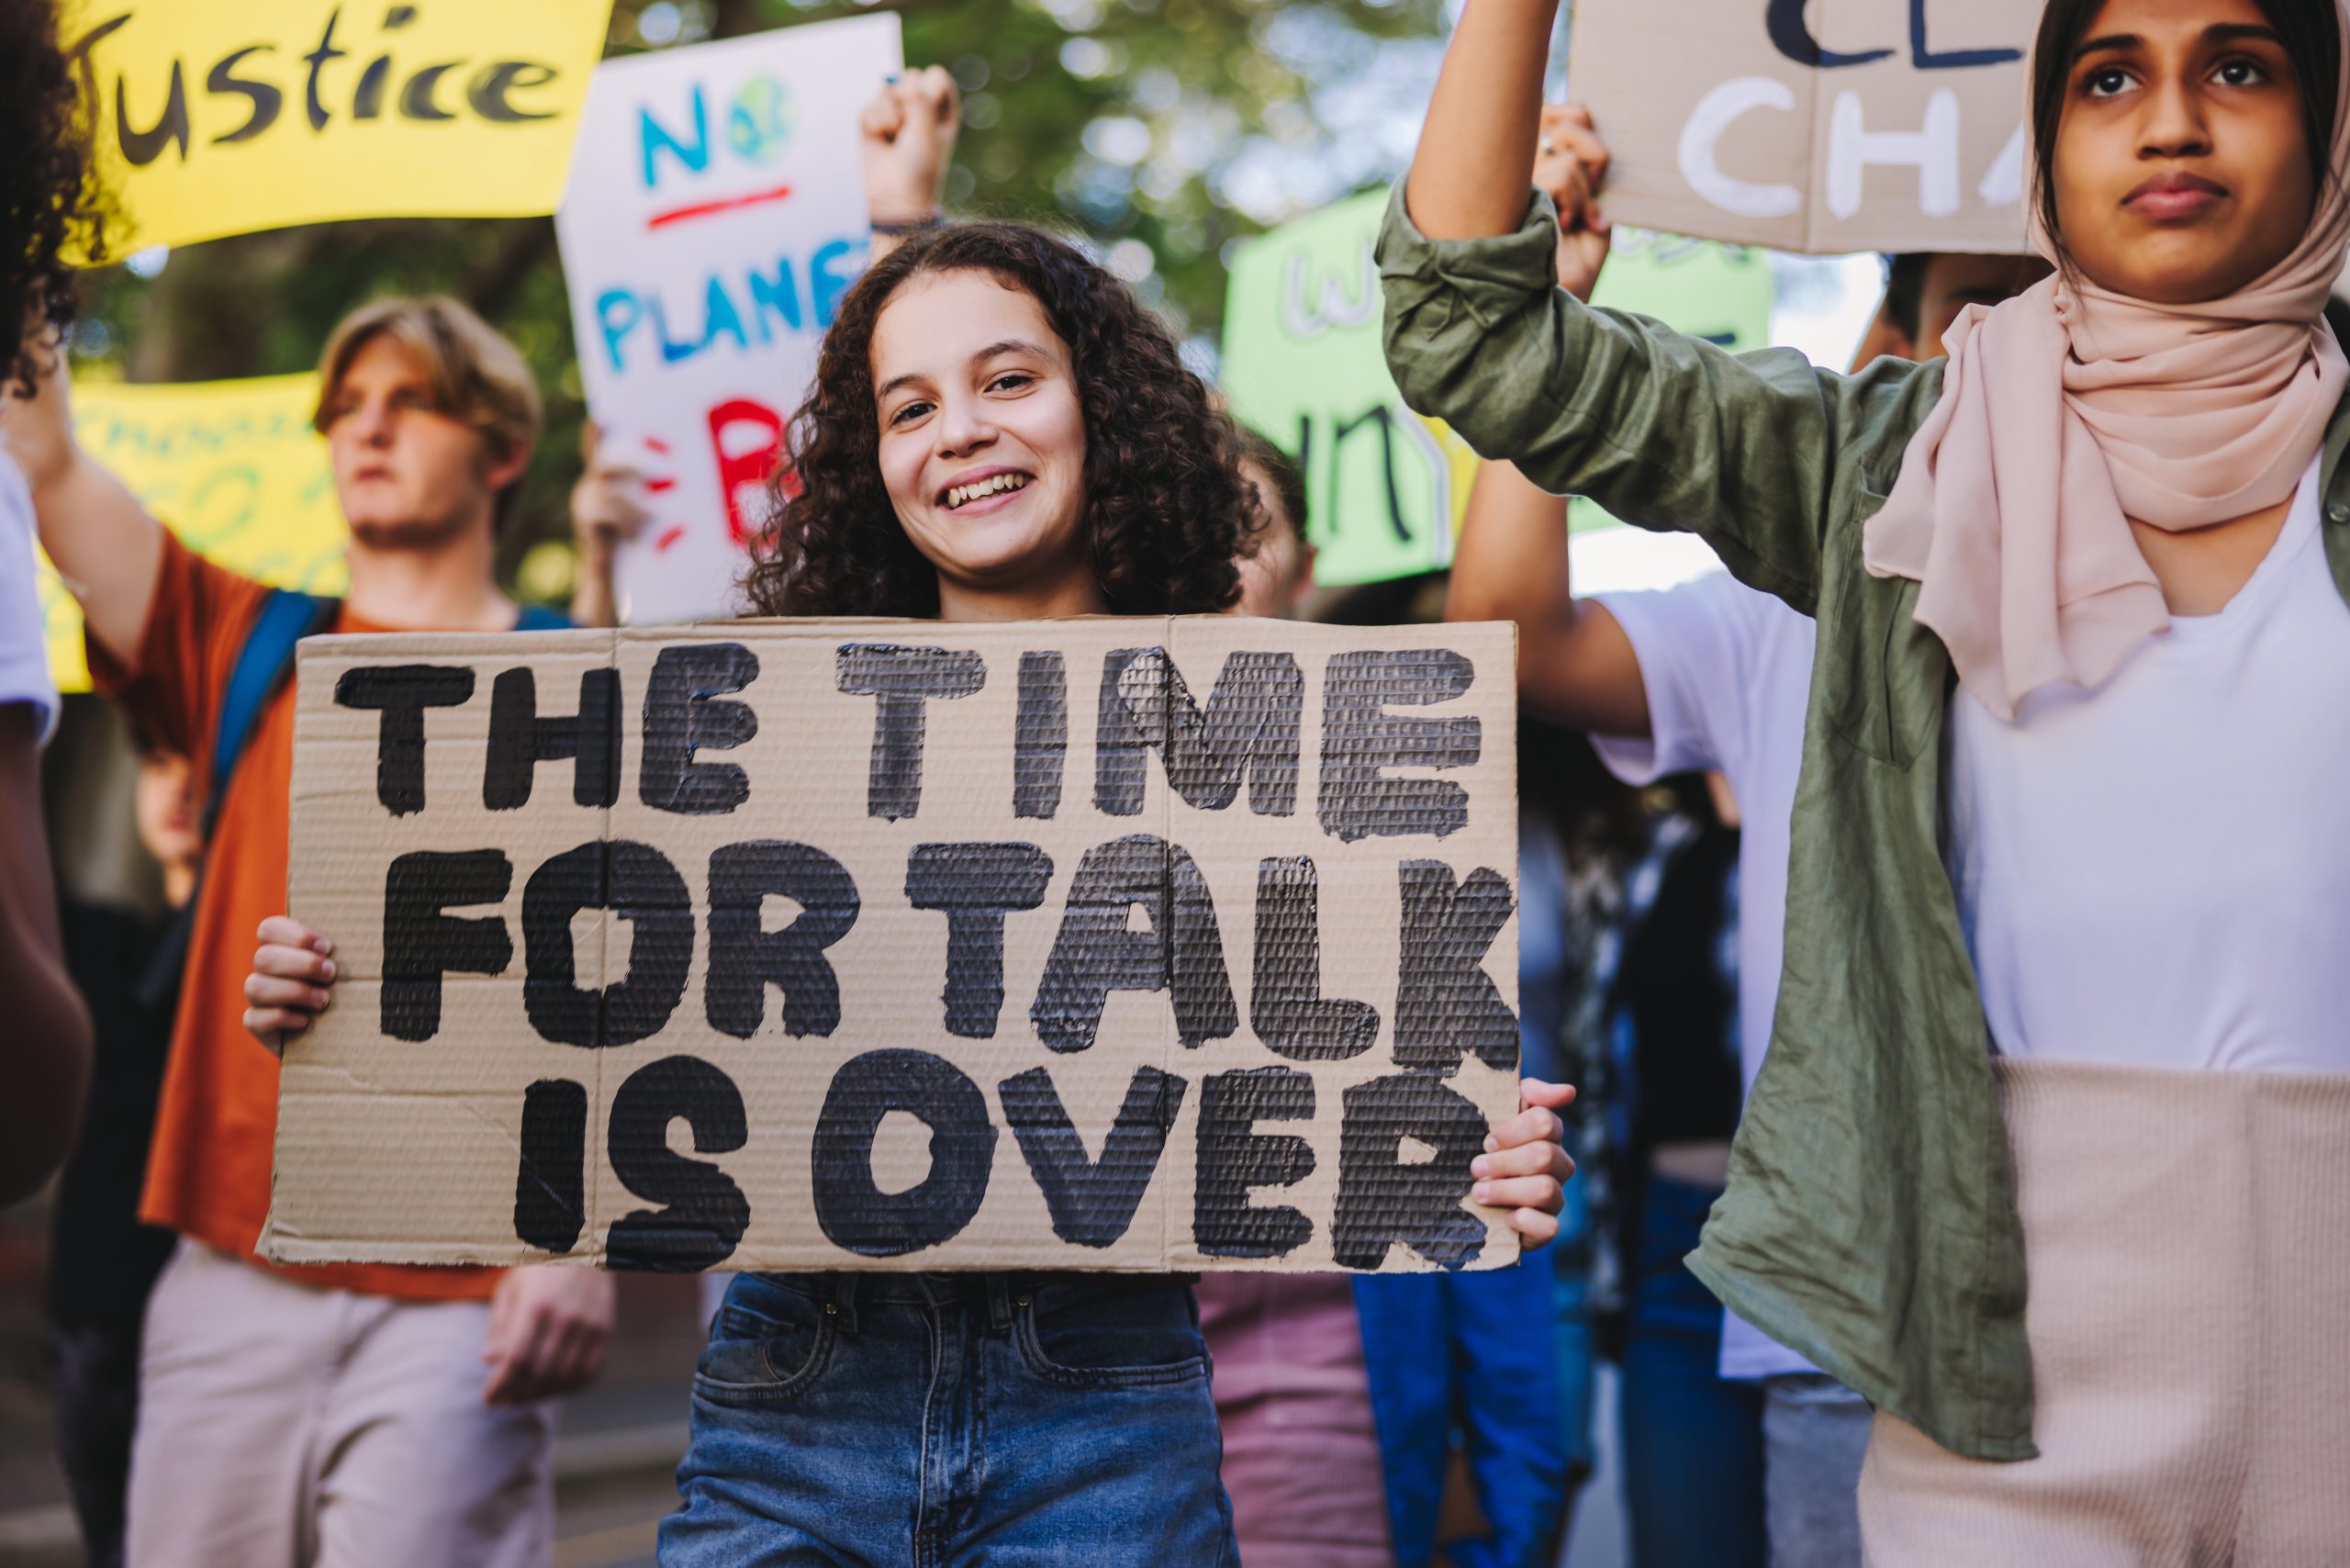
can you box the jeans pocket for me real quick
[1013,1280,1209,1391]
[691,1298,836,1410]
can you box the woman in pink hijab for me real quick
[1382,0,2350,1560]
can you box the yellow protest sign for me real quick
[62,0,615,261]
[44,375,347,691]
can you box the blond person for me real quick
[4,297,613,1568]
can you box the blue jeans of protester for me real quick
[1618,1173,1768,1568]
[661,1271,1237,1568]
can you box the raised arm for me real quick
[861,67,960,262]
[1443,104,1651,737]
[0,351,164,663]
[1448,463,1650,737]
[1404,0,1555,241]
[1385,27,1941,617]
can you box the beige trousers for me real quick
[1860,1060,2350,1567]
[126,1244,554,1568]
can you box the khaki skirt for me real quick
[1860,1058,2350,1568]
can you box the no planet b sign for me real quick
[554,17,902,626]
[263,619,1527,1275]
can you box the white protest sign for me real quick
[1569,0,2041,254]
[556,17,902,624]
[264,620,1525,1274]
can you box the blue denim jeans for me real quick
[1618,1174,1768,1568]
[661,1271,1237,1568]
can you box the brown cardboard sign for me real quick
[1569,0,2041,255]
[263,620,1524,1274]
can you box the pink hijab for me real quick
[1862,1,2350,720]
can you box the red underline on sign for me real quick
[645,183,796,230]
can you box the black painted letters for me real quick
[605,1056,751,1271]
[1332,1072,1489,1271]
[1000,1065,1187,1249]
[811,1049,996,1257]
[640,644,758,815]
[337,665,476,816]
[1251,856,1379,1060]
[1393,860,1519,1073]
[705,842,860,1038]
[485,666,621,811]
[1095,647,1302,816]
[1031,835,1237,1052]
[520,841,694,1048]
[905,843,1052,1038]
[1317,650,1479,843]
[1193,1066,1316,1258]
[381,849,511,1040]
[836,644,986,821]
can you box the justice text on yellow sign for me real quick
[62,0,615,260]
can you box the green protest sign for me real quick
[1222,190,1471,588]
[1221,190,1775,588]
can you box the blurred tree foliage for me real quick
[72,0,1450,589]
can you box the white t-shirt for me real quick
[1592,571,1819,1381]
[1950,460,2350,1076]
[0,450,58,745]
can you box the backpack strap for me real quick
[140,595,567,1010]
[137,590,340,1009]
[205,589,343,841]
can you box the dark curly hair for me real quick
[743,221,1257,618]
[3,0,96,397]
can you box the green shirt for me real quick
[1378,183,2350,1462]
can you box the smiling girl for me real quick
[1385,0,2350,1558]
[246,218,1578,1564]
[702,219,1577,1565]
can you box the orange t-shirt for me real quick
[94,532,498,1302]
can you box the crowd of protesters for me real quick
[7,0,2349,1563]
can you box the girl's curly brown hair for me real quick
[743,220,1258,618]
[3,0,97,397]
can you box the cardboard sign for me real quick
[1222,189,1479,589]
[1222,195,1771,592]
[1568,0,2040,254]
[554,17,901,626]
[62,0,615,262]
[265,619,1524,1274]
[42,374,346,692]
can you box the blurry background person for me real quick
[1216,437,1590,1568]
[6,292,612,1568]
[1853,252,2053,367]
[1201,496,1585,1565]
[1196,433,1391,1568]
[1232,427,1316,617]
[43,734,196,1568]
[1582,776,1759,1568]
[0,0,96,1208]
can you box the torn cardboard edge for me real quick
[265,617,1526,1274]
